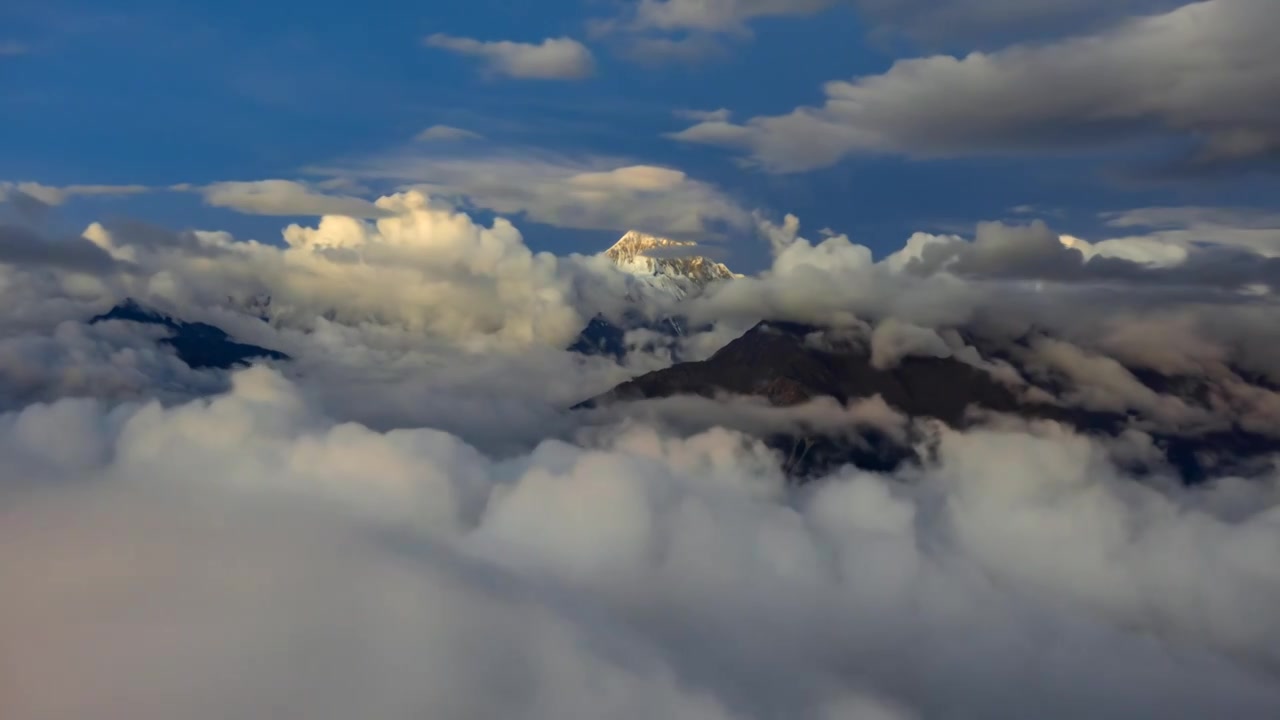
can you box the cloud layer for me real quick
[3,191,1280,718]
[3,367,1279,719]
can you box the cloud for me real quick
[200,180,393,218]
[0,41,28,56]
[0,224,123,274]
[424,34,595,80]
[415,125,485,142]
[671,0,1280,172]
[322,153,752,238]
[0,181,149,206]
[1099,206,1280,258]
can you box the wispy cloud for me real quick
[424,34,595,80]
[196,179,393,218]
[415,125,485,143]
[315,150,751,238]
[0,181,148,206]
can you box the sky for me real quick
[4,0,1277,272]
[5,3,1280,717]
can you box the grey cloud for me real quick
[900,220,1280,291]
[0,224,122,274]
[673,0,1280,172]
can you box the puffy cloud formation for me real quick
[3,367,1280,719]
[0,189,667,455]
[424,34,596,80]
[672,0,1280,171]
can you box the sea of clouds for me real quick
[2,189,1280,718]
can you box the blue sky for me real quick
[3,0,1277,272]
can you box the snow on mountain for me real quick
[604,230,740,300]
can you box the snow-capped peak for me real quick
[604,231,740,298]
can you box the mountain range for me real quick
[572,233,1280,483]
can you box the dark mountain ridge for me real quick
[577,320,1280,482]
[91,299,289,370]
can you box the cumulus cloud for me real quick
[672,0,1280,172]
[415,124,485,142]
[425,34,595,80]
[199,179,393,218]
[324,152,752,238]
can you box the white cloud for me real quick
[0,181,149,206]
[415,124,484,142]
[672,0,1280,172]
[425,34,595,80]
[1100,206,1280,258]
[200,180,392,218]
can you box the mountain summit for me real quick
[605,230,739,298]
[568,231,737,360]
